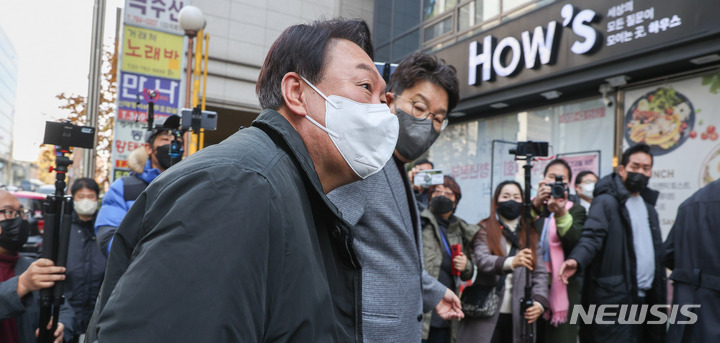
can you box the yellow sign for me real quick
[121,25,183,80]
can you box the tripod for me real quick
[38,147,74,343]
[509,141,548,343]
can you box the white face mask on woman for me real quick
[301,76,399,179]
[74,199,98,216]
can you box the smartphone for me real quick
[414,169,444,187]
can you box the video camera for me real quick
[43,122,95,150]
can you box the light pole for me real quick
[179,6,205,157]
[179,5,205,110]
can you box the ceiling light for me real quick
[605,75,629,87]
[490,102,508,109]
[449,111,466,117]
[690,54,720,65]
[540,90,562,100]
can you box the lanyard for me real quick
[438,225,452,257]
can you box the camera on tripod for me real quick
[551,175,568,199]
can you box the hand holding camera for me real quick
[534,175,568,217]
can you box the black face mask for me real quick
[395,109,440,161]
[0,217,30,253]
[429,196,455,216]
[497,200,523,220]
[624,172,649,194]
[154,143,181,170]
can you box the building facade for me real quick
[195,0,374,145]
[389,0,720,235]
[0,26,18,186]
[182,0,720,235]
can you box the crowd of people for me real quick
[0,17,716,343]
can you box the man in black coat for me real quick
[559,143,666,343]
[86,18,399,342]
[663,178,720,342]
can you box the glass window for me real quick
[423,0,458,21]
[423,16,453,42]
[374,1,393,46]
[391,30,421,62]
[394,0,422,35]
[458,0,501,32]
[502,0,532,13]
[375,44,391,63]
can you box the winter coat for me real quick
[94,151,160,256]
[456,224,549,343]
[85,110,361,342]
[567,173,666,343]
[663,178,720,343]
[420,209,479,341]
[532,200,586,343]
[327,158,446,343]
[64,212,106,337]
[0,256,74,343]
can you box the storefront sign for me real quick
[117,71,180,122]
[434,0,720,99]
[121,25,183,80]
[125,0,186,35]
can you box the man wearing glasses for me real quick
[328,52,462,342]
[0,190,73,343]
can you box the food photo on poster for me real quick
[624,71,720,236]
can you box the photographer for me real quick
[531,159,586,343]
[94,115,182,256]
[408,159,435,211]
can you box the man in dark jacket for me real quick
[86,18,399,342]
[663,178,720,342]
[0,190,74,343]
[559,143,666,343]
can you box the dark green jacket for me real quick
[420,209,479,341]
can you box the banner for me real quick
[623,71,720,237]
[117,71,180,122]
[125,0,186,35]
[110,120,148,180]
[111,1,188,181]
[121,25,183,80]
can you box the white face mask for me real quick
[301,76,399,179]
[581,182,595,199]
[74,199,98,216]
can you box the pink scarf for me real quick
[542,201,573,326]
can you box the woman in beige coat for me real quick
[456,180,548,343]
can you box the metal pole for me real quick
[83,0,106,178]
[183,36,194,156]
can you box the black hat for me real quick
[145,115,180,143]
